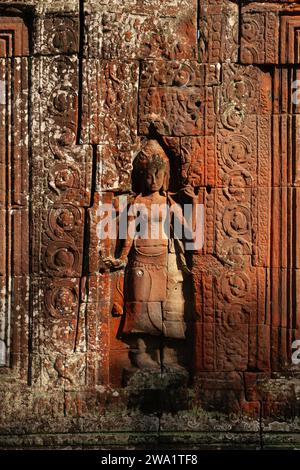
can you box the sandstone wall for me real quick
[1,0,300,449]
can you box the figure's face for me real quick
[145,167,165,192]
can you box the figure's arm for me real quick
[102,200,136,270]
[117,211,135,263]
[169,186,198,242]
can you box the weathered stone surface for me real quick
[84,1,198,60]
[139,67,217,135]
[199,0,239,64]
[160,407,260,433]
[0,17,29,373]
[240,4,279,65]
[241,2,300,65]
[158,432,260,450]
[34,14,79,55]
[1,0,300,451]
[81,60,139,146]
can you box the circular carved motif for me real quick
[222,204,251,238]
[218,238,251,269]
[223,168,253,202]
[52,27,77,54]
[49,125,76,159]
[44,241,80,275]
[221,272,250,302]
[55,168,75,189]
[45,285,77,318]
[55,248,74,267]
[48,204,82,237]
[226,77,255,105]
[173,64,194,87]
[49,164,80,195]
[49,85,77,116]
[242,19,260,42]
[221,134,252,169]
[221,104,245,131]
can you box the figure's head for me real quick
[133,140,170,194]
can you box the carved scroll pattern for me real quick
[31,38,91,387]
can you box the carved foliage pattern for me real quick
[84,1,198,60]
[202,64,272,372]
[139,62,218,137]
[31,30,91,386]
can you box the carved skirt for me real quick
[122,243,187,339]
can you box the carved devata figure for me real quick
[102,140,197,375]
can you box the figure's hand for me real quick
[101,256,127,270]
[179,184,197,202]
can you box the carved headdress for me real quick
[132,139,170,193]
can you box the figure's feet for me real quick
[162,363,187,373]
[130,337,161,370]
[131,351,161,370]
[162,346,187,373]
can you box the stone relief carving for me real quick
[0,17,29,370]
[101,140,196,376]
[2,0,300,447]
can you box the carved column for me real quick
[0,15,29,380]
[240,0,300,371]
[30,6,92,394]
